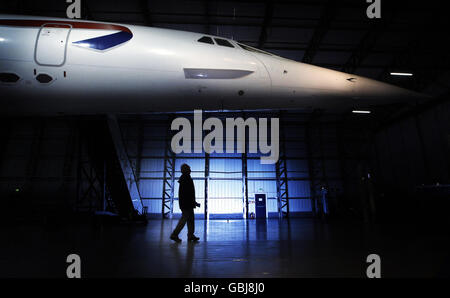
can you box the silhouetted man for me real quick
[170,164,200,242]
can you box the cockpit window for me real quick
[198,36,214,44]
[214,38,234,48]
[237,43,274,56]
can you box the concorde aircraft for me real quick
[0,14,426,115]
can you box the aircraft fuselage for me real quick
[0,14,423,115]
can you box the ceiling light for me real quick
[390,72,413,76]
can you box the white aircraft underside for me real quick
[0,14,426,115]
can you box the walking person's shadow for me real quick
[170,240,199,277]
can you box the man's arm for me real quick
[190,178,200,208]
[192,195,200,208]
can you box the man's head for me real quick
[181,163,191,175]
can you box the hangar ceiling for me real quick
[2,0,449,104]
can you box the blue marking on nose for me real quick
[72,31,133,51]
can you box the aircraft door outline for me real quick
[34,23,72,66]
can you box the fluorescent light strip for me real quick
[390,72,413,76]
[352,110,371,114]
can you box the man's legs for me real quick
[171,209,199,242]
[172,212,188,237]
[185,209,199,241]
[186,209,195,238]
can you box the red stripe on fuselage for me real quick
[0,19,132,33]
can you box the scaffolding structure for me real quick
[162,119,176,219]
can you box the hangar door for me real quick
[208,159,244,219]
[35,24,71,66]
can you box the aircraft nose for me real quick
[353,76,429,101]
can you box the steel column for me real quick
[162,119,176,218]
[242,152,249,219]
[204,152,210,219]
[275,115,289,218]
[305,124,317,216]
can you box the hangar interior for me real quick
[1,112,372,220]
[1,0,450,278]
[1,102,450,223]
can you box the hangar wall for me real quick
[372,100,450,219]
[0,113,371,220]
[0,118,79,220]
[118,112,369,219]
[374,100,450,191]
[3,105,446,220]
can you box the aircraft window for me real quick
[36,73,53,84]
[237,43,273,56]
[198,36,214,44]
[0,72,20,83]
[214,38,234,48]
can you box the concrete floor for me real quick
[1,218,450,278]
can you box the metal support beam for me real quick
[60,120,78,199]
[107,115,144,214]
[24,120,45,191]
[257,0,274,49]
[162,118,176,218]
[364,128,377,221]
[135,120,144,187]
[76,126,103,213]
[242,152,249,219]
[275,114,289,218]
[377,9,449,91]
[336,121,348,212]
[140,0,153,26]
[302,0,336,64]
[342,4,399,74]
[305,110,323,217]
[76,163,102,212]
[305,124,317,217]
[318,122,330,196]
[204,152,210,219]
